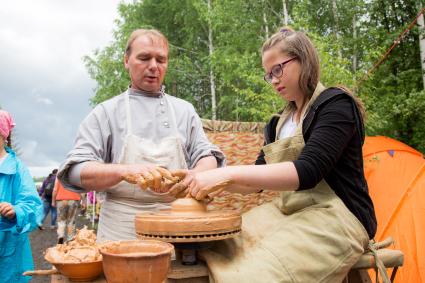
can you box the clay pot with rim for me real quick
[44,253,103,282]
[99,239,174,283]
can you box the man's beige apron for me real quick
[97,91,188,242]
[201,84,369,283]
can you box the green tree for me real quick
[84,0,425,152]
[357,0,425,152]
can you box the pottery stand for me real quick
[135,197,242,282]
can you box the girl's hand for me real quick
[168,169,195,198]
[189,169,232,200]
[0,202,16,219]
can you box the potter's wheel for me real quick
[135,197,241,243]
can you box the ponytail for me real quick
[6,135,11,148]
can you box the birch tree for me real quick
[282,0,289,26]
[331,0,342,58]
[207,0,217,120]
[417,6,425,89]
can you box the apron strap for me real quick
[275,82,326,141]
[368,240,392,283]
[164,94,180,137]
[126,90,178,137]
[124,91,133,136]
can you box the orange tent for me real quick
[363,136,425,283]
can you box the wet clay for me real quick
[135,197,242,242]
[45,226,101,264]
[43,227,103,282]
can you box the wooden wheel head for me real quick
[171,197,206,213]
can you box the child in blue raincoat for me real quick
[0,110,43,283]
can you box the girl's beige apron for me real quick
[97,91,188,242]
[201,84,369,283]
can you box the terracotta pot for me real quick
[100,240,174,283]
[44,254,103,282]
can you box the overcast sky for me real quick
[0,1,126,177]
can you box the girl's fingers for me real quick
[195,180,232,200]
[170,169,187,181]
[168,182,185,197]
[190,184,199,199]
[175,188,189,199]
[0,204,13,217]
[168,172,194,196]
[208,187,226,199]
[195,185,215,200]
[4,208,15,219]
[0,204,7,215]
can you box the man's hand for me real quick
[51,200,56,208]
[122,165,182,193]
[0,202,16,219]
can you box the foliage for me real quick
[84,0,425,152]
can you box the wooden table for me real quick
[51,258,209,283]
[167,258,209,283]
[51,275,106,283]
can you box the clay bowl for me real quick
[100,240,174,283]
[44,254,103,282]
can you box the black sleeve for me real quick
[293,95,356,190]
[255,116,279,165]
[255,147,266,165]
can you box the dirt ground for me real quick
[29,211,93,283]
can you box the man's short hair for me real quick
[125,29,169,56]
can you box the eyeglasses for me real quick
[263,57,296,83]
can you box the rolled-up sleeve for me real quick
[58,105,112,192]
[186,107,225,168]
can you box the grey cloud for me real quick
[0,1,124,170]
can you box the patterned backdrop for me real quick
[202,119,280,212]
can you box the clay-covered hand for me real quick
[167,169,195,198]
[189,169,232,201]
[123,166,182,193]
[0,202,16,219]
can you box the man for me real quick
[51,178,81,244]
[38,169,58,229]
[58,29,224,242]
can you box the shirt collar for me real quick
[128,86,164,98]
